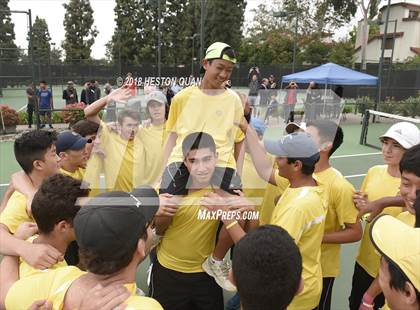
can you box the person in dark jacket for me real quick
[62,81,78,105]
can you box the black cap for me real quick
[56,131,87,154]
[74,187,159,258]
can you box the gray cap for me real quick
[145,90,167,106]
[264,132,320,164]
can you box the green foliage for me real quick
[28,16,52,63]
[204,0,246,53]
[329,40,354,67]
[62,0,98,62]
[397,97,420,118]
[378,98,399,114]
[355,96,375,115]
[18,111,28,125]
[0,0,19,62]
[299,40,330,65]
[52,111,64,124]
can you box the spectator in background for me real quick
[103,83,116,122]
[305,81,321,122]
[37,81,53,129]
[170,78,182,95]
[26,83,37,129]
[283,81,298,123]
[248,65,260,81]
[248,74,259,114]
[81,80,100,105]
[62,81,78,105]
[94,81,101,99]
[124,73,137,97]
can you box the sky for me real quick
[8,0,411,59]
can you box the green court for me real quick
[0,121,384,309]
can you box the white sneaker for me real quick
[202,256,237,292]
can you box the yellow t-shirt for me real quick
[396,211,415,227]
[166,86,244,169]
[257,166,289,225]
[82,153,104,197]
[0,191,32,234]
[315,167,358,278]
[157,189,219,273]
[94,121,145,192]
[60,167,85,181]
[356,165,402,277]
[19,235,68,278]
[5,266,163,310]
[138,123,167,185]
[270,184,327,310]
[242,153,270,213]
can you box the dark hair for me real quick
[71,120,99,137]
[385,256,420,302]
[117,109,141,124]
[399,144,420,176]
[307,120,343,157]
[78,229,148,275]
[14,130,57,174]
[414,190,420,228]
[232,225,302,310]
[182,132,216,158]
[39,80,47,84]
[31,174,89,234]
[287,157,318,175]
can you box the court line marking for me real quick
[331,152,381,159]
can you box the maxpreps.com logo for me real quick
[197,209,259,221]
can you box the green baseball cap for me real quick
[204,42,237,63]
[200,42,237,74]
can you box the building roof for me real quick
[410,47,420,54]
[354,32,404,51]
[379,2,420,12]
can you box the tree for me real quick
[0,0,19,62]
[62,0,98,62]
[357,0,380,71]
[299,39,330,65]
[204,0,246,52]
[329,40,354,67]
[28,16,51,63]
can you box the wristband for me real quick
[226,220,238,230]
[362,292,375,308]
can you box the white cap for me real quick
[380,122,420,149]
[145,90,167,106]
[285,122,306,134]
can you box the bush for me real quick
[355,96,375,115]
[378,98,399,114]
[60,102,86,125]
[397,97,420,118]
[52,111,63,124]
[18,111,28,125]
[0,105,19,127]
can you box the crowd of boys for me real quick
[1,41,419,310]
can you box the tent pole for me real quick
[323,83,327,116]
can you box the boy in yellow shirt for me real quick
[16,174,89,278]
[349,122,420,310]
[160,42,245,197]
[0,130,63,270]
[56,130,89,180]
[0,187,163,310]
[357,144,420,309]
[139,90,168,185]
[153,132,231,310]
[84,87,146,192]
[304,120,362,310]
[369,215,420,310]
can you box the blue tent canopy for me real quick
[281,63,378,86]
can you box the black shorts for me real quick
[159,162,242,195]
[150,259,224,310]
[39,110,51,116]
